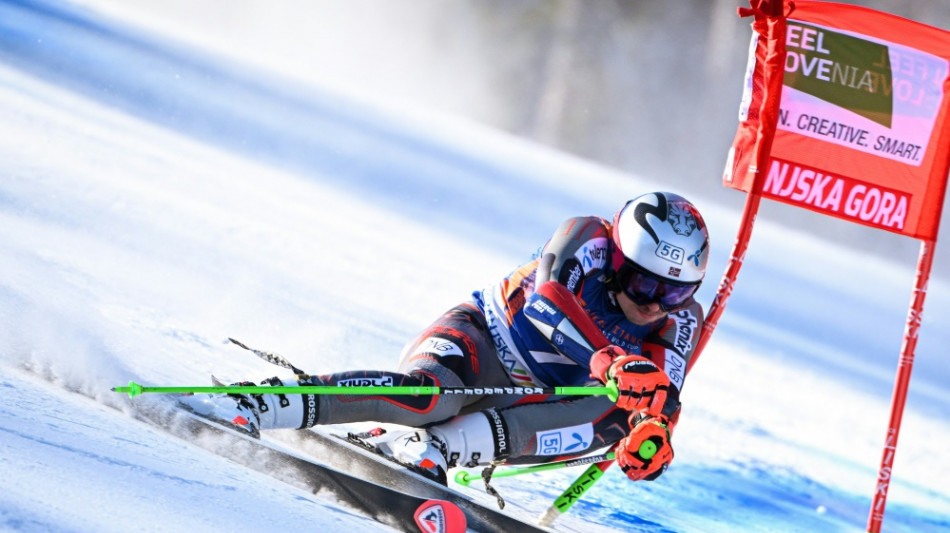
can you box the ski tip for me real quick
[413,499,466,533]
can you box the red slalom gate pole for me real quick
[867,239,936,533]
[689,185,762,373]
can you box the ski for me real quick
[267,425,552,533]
[136,401,549,533]
[135,402,463,533]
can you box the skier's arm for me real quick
[533,216,611,294]
[523,279,610,368]
[609,300,705,482]
[522,216,613,368]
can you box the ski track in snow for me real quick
[1,1,949,532]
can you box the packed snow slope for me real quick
[1,1,948,532]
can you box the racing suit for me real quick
[303,215,704,466]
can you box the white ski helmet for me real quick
[610,192,709,309]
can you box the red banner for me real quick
[724,0,950,240]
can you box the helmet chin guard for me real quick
[611,192,709,285]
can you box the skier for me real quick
[192,191,709,485]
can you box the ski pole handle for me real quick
[112,380,619,401]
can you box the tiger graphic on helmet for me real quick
[668,203,698,237]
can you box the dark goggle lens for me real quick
[618,264,697,311]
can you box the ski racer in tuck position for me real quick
[195,191,710,485]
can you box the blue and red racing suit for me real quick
[477,215,699,398]
[308,215,703,465]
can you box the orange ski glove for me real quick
[590,345,670,417]
[616,415,674,481]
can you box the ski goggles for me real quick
[615,261,699,312]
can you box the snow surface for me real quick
[1,1,949,532]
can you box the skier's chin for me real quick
[628,306,666,325]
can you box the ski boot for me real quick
[178,376,318,438]
[360,428,450,485]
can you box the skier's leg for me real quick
[311,301,505,426]
[427,396,629,468]
[195,302,504,434]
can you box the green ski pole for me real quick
[454,451,617,486]
[536,432,662,526]
[537,457,616,527]
[112,380,619,401]
[454,441,656,527]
